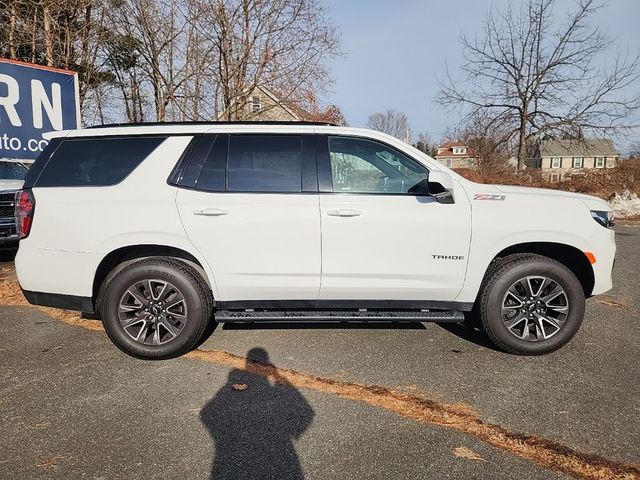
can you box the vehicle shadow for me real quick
[436,313,502,352]
[0,250,16,262]
[193,317,220,348]
[200,347,314,480]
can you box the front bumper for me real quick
[590,227,616,296]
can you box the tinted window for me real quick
[227,135,302,192]
[178,135,215,188]
[196,135,227,191]
[35,136,165,187]
[328,136,428,194]
[0,161,28,180]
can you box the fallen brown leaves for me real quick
[452,446,485,461]
[2,280,639,479]
[185,349,640,480]
[596,298,627,309]
[34,454,71,470]
[454,158,640,201]
[0,280,27,305]
[232,383,248,391]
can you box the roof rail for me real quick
[86,120,338,129]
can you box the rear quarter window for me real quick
[33,136,166,187]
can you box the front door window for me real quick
[328,136,428,194]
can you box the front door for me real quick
[176,134,321,302]
[317,135,471,302]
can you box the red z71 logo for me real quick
[474,194,506,201]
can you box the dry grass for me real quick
[2,280,639,479]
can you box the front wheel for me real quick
[99,257,213,360]
[479,254,585,355]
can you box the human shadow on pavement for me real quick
[200,347,314,480]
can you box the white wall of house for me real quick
[435,157,477,169]
[541,156,618,171]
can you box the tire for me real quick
[479,254,585,355]
[99,257,213,360]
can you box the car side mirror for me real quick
[408,172,455,203]
[425,170,455,204]
[407,179,430,195]
[408,178,455,203]
[429,185,455,204]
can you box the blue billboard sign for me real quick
[0,58,80,160]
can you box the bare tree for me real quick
[0,0,343,125]
[366,109,412,142]
[0,0,115,119]
[106,0,191,121]
[438,0,640,171]
[189,0,342,120]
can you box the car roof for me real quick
[45,121,345,138]
[41,122,450,173]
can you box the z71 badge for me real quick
[474,194,506,201]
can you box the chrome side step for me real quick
[215,309,465,323]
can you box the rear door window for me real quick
[227,135,303,192]
[34,136,166,187]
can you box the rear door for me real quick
[175,133,321,302]
[317,134,471,302]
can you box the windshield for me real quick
[0,161,28,180]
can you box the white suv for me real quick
[14,122,616,359]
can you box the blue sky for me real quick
[323,0,640,147]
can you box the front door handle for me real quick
[194,208,228,216]
[327,209,361,217]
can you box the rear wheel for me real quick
[99,257,213,359]
[479,254,585,355]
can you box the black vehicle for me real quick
[0,160,30,250]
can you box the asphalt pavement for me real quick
[1,225,638,479]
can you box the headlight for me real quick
[591,210,615,229]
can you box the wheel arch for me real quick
[92,244,213,309]
[491,242,595,297]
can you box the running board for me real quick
[215,309,465,323]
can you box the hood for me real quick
[0,179,24,192]
[492,184,610,211]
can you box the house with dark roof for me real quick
[435,142,476,169]
[531,139,619,181]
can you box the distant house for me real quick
[218,85,345,124]
[218,85,301,122]
[435,142,476,169]
[531,139,619,181]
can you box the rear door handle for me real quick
[327,209,361,217]
[194,208,228,216]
